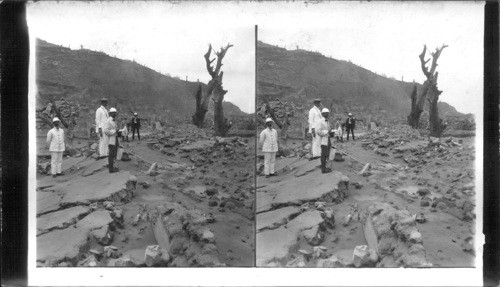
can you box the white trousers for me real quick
[263,152,276,175]
[312,135,321,157]
[99,134,109,157]
[51,151,63,175]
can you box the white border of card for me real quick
[28,1,484,286]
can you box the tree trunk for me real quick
[407,109,423,129]
[213,85,228,136]
[428,88,442,137]
[407,84,422,128]
[192,84,208,128]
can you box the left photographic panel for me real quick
[29,2,255,267]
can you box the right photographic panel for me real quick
[255,2,483,268]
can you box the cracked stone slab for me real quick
[271,158,302,174]
[37,227,90,266]
[293,159,320,177]
[257,171,349,213]
[256,210,327,266]
[75,210,114,231]
[256,206,301,232]
[256,227,298,266]
[37,191,64,216]
[81,159,108,177]
[60,157,86,173]
[285,210,324,233]
[50,170,133,206]
[37,205,90,236]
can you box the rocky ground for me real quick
[36,124,255,267]
[256,124,476,267]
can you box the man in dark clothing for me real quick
[345,113,356,141]
[130,112,141,140]
[104,108,122,173]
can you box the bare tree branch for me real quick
[50,98,69,129]
[36,112,53,128]
[214,44,233,76]
[419,45,432,79]
[263,97,283,129]
[204,44,216,78]
[429,44,448,76]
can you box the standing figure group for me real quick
[258,98,357,177]
[307,98,356,173]
[45,98,142,176]
[94,98,123,173]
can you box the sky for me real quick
[256,1,484,116]
[28,1,483,116]
[27,2,256,113]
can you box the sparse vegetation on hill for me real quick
[257,41,470,133]
[36,39,248,137]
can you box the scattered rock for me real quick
[436,202,448,210]
[461,237,474,253]
[78,254,99,267]
[360,163,371,176]
[417,188,431,196]
[140,181,150,189]
[144,245,169,267]
[206,187,218,196]
[420,199,430,207]
[92,225,114,245]
[301,226,323,246]
[107,255,137,267]
[352,245,378,267]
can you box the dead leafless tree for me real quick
[192,43,233,136]
[408,44,448,136]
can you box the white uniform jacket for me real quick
[95,106,109,131]
[46,127,65,152]
[259,128,278,152]
[103,117,118,146]
[315,118,332,146]
[308,106,323,133]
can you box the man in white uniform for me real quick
[259,118,278,178]
[45,117,65,178]
[308,98,323,159]
[95,98,109,159]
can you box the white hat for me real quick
[109,108,117,113]
[348,113,353,116]
[134,112,138,116]
[321,108,330,113]
[52,117,60,123]
[265,118,273,123]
